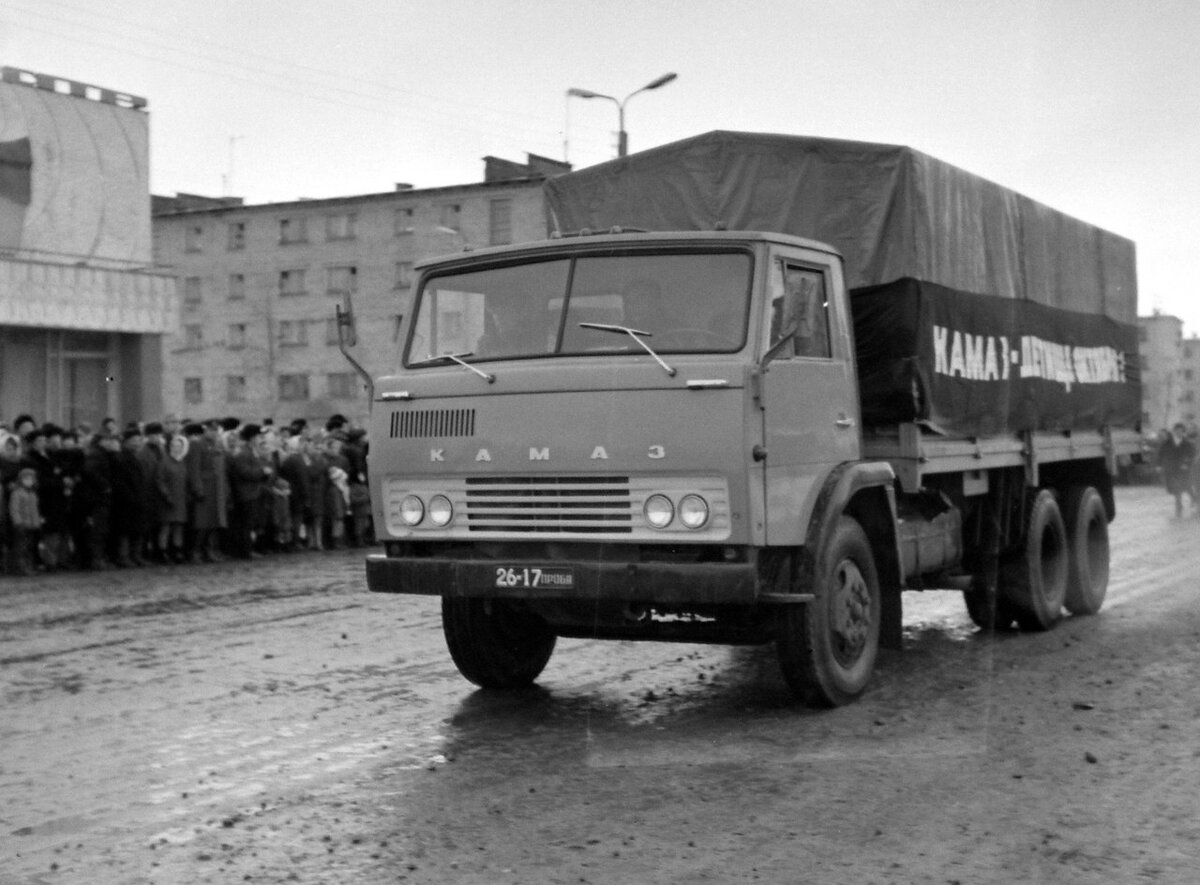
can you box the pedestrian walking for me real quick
[1158,423,1195,518]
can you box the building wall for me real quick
[1139,313,1183,436]
[153,173,549,426]
[0,67,173,429]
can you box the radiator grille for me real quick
[465,475,632,534]
[389,408,475,439]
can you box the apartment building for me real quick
[153,154,566,426]
[1139,311,1184,435]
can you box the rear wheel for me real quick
[442,597,556,689]
[1062,485,1109,615]
[1002,489,1068,631]
[963,575,1018,631]
[777,517,881,706]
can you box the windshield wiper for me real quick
[411,352,495,384]
[578,322,676,377]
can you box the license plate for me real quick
[493,566,575,589]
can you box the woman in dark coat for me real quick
[159,435,189,562]
[277,436,311,548]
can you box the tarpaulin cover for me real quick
[852,278,1140,435]
[544,131,1138,323]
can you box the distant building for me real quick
[0,67,175,430]
[152,154,568,426]
[1139,312,1184,435]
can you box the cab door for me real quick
[757,249,861,545]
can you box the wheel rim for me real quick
[830,559,871,666]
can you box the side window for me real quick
[767,262,831,358]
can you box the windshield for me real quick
[406,250,751,365]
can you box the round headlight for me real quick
[428,494,454,527]
[644,494,674,529]
[678,494,710,529]
[399,494,425,526]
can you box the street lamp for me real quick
[567,72,678,158]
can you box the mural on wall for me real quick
[0,68,151,264]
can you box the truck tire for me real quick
[1062,485,1109,616]
[776,516,881,707]
[1002,489,1068,631]
[963,576,1018,631]
[441,597,556,689]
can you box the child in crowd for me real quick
[9,467,42,575]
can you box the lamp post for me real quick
[567,72,677,158]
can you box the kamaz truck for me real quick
[360,132,1141,706]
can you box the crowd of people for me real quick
[0,412,371,575]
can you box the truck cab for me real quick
[366,230,901,705]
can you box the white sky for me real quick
[2,0,1198,330]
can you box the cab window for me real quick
[766,262,831,358]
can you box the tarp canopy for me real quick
[545,131,1137,323]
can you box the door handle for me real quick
[835,416,855,429]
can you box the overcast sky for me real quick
[3,0,1198,331]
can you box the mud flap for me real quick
[879,588,903,650]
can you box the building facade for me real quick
[152,154,566,427]
[0,67,175,430]
[1139,312,1184,436]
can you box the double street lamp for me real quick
[567,72,678,158]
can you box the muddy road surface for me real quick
[3,484,1199,884]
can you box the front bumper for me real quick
[365,554,760,606]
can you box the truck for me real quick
[358,131,1141,706]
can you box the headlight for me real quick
[428,494,453,527]
[399,494,425,526]
[644,494,674,529]
[678,494,709,529]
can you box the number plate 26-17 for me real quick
[493,566,575,590]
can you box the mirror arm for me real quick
[336,302,376,404]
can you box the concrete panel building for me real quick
[0,67,175,429]
[152,154,566,427]
[1139,311,1184,436]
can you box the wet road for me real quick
[3,483,1198,884]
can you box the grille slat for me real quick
[390,408,476,439]
[465,475,633,534]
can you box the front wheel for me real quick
[776,517,881,707]
[442,597,557,689]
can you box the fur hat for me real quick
[239,423,262,442]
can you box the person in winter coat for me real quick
[158,434,189,562]
[227,423,274,559]
[184,421,229,562]
[110,429,150,566]
[303,436,329,550]
[277,436,311,548]
[324,434,352,549]
[22,427,66,569]
[138,421,170,561]
[80,433,118,569]
[9,467,42,575]
[1158,422,1196,518]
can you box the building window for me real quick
[394,207,414,236]
[227,323,247,349]
[325,212,357,241]
[394,261,413,289]
[227,375,247,403]
[277,319,309,347]
[229,273,246,300]
[439,203,461,231]
[184,377,203,405]
[278,373,310,401]
[279,216,308,244]
[327,265,357,296]
[489,198,512,246]
[227,221,246,251]
[182,324,204,350]
[325,317,341,346]
[184,223,204,252]
[183,276,202,309]
[327,372,360,399]
[279,269,307,296]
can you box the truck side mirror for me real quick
[335,292,357,347]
